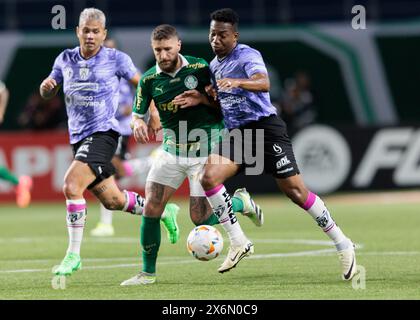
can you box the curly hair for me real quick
[210,8,239,30]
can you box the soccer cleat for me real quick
[15,175,32,208]
[53,252,82,276]
[233,188,264,227]
[218,240,254,273]
[161,203,180,244]
[338,241,357,281]
[90,222,115,237]
[120,272,156,286]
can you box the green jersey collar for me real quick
[155,54,189,78]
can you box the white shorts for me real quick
[146,149,207,197]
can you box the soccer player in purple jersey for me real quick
[177,8,357,279]
[90,38,171,238]
[39,8,179,276]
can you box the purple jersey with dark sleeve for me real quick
[210,44,277,129]
[115,77,135,136]
[48,46,137,144]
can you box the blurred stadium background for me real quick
[2,0,420,200]
[1,0,420,300]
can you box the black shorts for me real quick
[213,115,300,179]
[71,130,120,189]
[115,135,130,160]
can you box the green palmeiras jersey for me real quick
[132,54,224,157]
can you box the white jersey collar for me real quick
[156,54,189,77]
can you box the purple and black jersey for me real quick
[49,46,137,144]
[210,43,277,129]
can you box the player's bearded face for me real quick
[77,19,107,54]
[209,21,238,58]
[152,38,181,73]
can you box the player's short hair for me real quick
[151,24,179,41]
[79,8,106,28]
[210,8,239,30]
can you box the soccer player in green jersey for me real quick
[0,80,33,208]
[121,24,263,285]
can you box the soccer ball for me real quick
[186,225,224,261]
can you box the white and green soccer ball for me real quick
[186,225,224,261]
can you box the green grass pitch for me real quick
[0,194,419,300]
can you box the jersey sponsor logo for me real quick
[169,77,181,83]
[68,82,99,91]
[273,144,283,154]
[155,86,164,94]
[76,144,90,155]
[276,156,291,169]
[184,75,198,89]
[79,67,90,80]
[187,62,206,69]
[66,94,105,107]
[135,87,143,109]
[64,67,73,79]
[159,101,179,113]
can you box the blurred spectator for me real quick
[0,80,9,124]
[266,64,284,110]
[280,71,317,133]
[0,80,33,208]
[18,90,66,130]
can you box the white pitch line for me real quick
[2,250,420,274]
[0,249,337,274]
[0,237,350,246]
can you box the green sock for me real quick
[201,213,220,226]
[0,166,19,185]
[140,216,161,274]
[232,196,244,212]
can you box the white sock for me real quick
[301,192,351,250]
[100,204,113,225]
[205,184,247,246]
[66,199,87,255]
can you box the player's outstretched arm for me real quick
[173,89,219,109]
[217,72,270,92]
[39,77,60,100]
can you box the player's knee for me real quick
[200,171,219,191]
[144,200,165,218]
[284,186,307,206]
[62,182,82,199]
